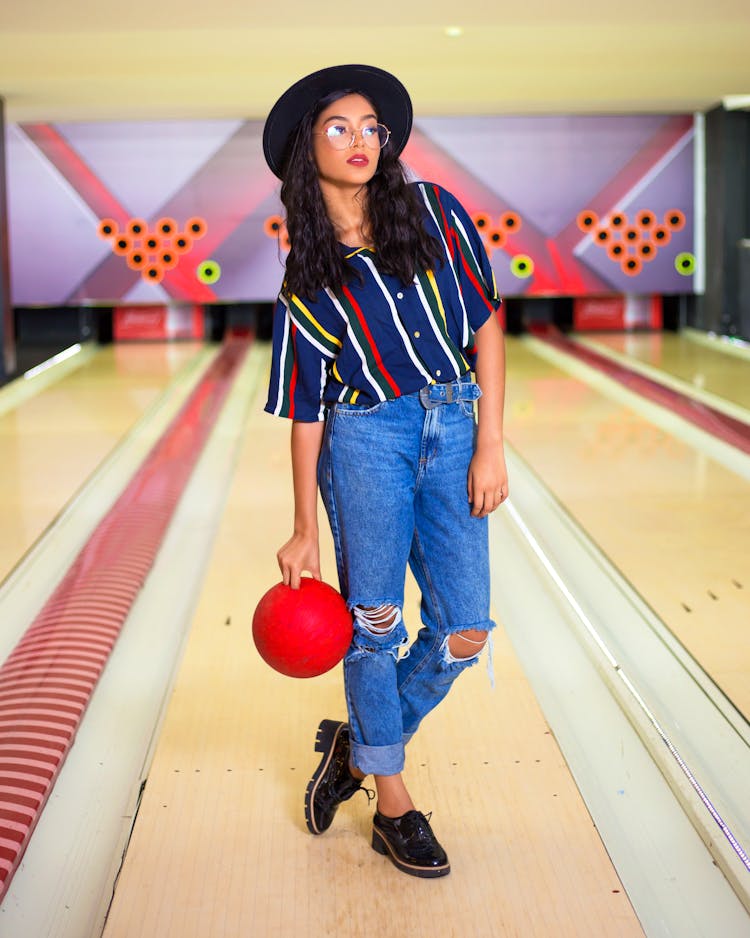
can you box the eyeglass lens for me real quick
[324,124,390,150]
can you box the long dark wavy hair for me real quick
[279,89,444,299]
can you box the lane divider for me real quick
[0,338,249,900]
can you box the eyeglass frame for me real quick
[312,122,392,151]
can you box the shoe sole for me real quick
[304,719,345,835]
[371,826,451,878]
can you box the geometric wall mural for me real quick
[6,114,696,307]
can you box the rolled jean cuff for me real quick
[351,740,405,776]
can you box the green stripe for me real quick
[332,287,395,400]
[287,295,341,356]
[279,322,295,417]
[452,220,487,292]
[414,270,469,373]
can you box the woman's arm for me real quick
[468,313,508,518]
[277,420,326,589]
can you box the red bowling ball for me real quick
[252,578,353,678]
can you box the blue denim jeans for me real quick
[317,376,496,776]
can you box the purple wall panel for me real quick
[5,114,697,307]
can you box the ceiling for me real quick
[1,1,749,124]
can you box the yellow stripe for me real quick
[290,294,342,348]
[344,247,375,259]
[331,362,359,403]
[426,269,448,329]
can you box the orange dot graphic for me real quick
[622,256,642,276]
[577,210,599,232]
[185,217,207,239]
[665,210,685,231]
[264,215,286,239]
[499,211,521,232]
[144,264,164,283]
[126,251,147,270]
[97,218,118,239]
[156,217,177,237]
[126,219,148,238]
[636,210,655,229]
[112,235,132,256]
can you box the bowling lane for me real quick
[0,341,206,583]
[576,330,750,412]
[503,336,750,720]
[102,348,643,938]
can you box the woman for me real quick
[263,64,507,878]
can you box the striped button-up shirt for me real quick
[265,182,502,422]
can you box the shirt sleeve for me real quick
[264,291,336,422]
[438,186,503,332]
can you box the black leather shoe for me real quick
[304,720,364,834]
[372,809,451,878]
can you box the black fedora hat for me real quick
[263,64,413,179]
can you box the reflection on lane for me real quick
[503,336,750,722]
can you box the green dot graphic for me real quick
[674,252,695,276]
[511,255,534,279]
[197,260,222,284]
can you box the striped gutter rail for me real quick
[535,328,750,454]
[0,338,249,900]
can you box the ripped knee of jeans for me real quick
[349,603,408,660]
[444,628,489,665]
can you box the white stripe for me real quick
[450,210,484,345]
[318,359,327,421]
[286,310,337,360]
[360,255,432,383]
[273,298,291,416]
[325,288,387,402]
[693,114,705,294]
[412,277,463,378]
[417,184,472,345]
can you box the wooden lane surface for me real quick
[0,342,204,584]
[103,375,642,938]
[581,332,750,411]
[504,338,750,720]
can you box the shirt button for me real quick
[413,331,420,338]
[396,292,404,299]
[436,370,442,377]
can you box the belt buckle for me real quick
[419,386,439,409]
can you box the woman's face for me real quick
[311,93,381,187]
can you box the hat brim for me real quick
[263,64,413,179]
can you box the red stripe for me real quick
[341,285,401,396]
[19,124,131,224]
[430,185,455,260]
[0,338,249,898]
[456,238,495,314]
[287,325,298,419]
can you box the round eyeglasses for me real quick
[314,123,391,151]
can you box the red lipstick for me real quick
[347,154,370,167]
